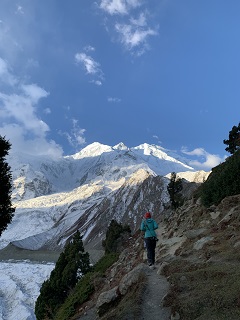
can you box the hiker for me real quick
[140,212,158,267]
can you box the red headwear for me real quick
[144,212,151,219]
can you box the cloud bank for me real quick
[0,57,63,157]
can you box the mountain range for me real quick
[1,142,210,256]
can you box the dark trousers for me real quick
[144,237,156,265]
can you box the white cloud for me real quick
[84,45,95,52]
[75,53,100,75]
[99,0,142,15]
[152,135,162,145]
[75,52,104,84]
[0,91,49,134]
[181,147,225,171]
[22,84,49,104]
[0,123,63,158]
[108,97,121,103]
[98,1,158,55]
[115,18,158,53]
[90,80,102,86]
[0,56,62,157]
[43,107,51,114]
[130,12,146,26]
[15,5,24,15]
[0,57,18,86]
[59,119,86,151]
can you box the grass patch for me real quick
[163,260,240,320]
[93,253,119,275]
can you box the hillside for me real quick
[54,192,238,320]
[53,151,240,320]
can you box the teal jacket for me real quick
[140,218,158,238]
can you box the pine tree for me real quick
[223,122,240,154]
[102,219,131,254]
[167,172,183,209]
[0,136,15,236]
[35,230,91,320]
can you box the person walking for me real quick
[140,212,158,267]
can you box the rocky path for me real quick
[140,266,171,320]
[77,264,171,320]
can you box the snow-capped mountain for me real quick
[0,142,211,320]
[1,142,209,253]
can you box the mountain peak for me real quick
[113,142,128,151]
[71,142,113,159]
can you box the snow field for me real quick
[0,261,54,320]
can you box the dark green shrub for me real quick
[93,253,118,275]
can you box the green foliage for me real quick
[35,231,91,320]
[102,219,131,254]
[93,253,118,275]
[223,122,240,154]
[0,136,15,236]
[54,254,118,320]
[54,272,94,320]
[167,172,183,209]
[200,150,240,207]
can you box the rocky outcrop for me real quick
[96,263,148,316]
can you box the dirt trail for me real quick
[139,266,171,320]
[78,265,171,320]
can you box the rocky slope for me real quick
[70,192,240,320]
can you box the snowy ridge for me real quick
[2,141,204,252]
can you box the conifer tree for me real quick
[102,219,131,254]
[0,135,15,236]
[167,172,183,209]
[223,122,240,154]
[35,230,91,320]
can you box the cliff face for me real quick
[73,193,240,320]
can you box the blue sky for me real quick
[0,0,239,170]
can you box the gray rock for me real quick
[119,263,147,295]
[96,286,119,310]
[184,228,207,239]
[193,236,214,250]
